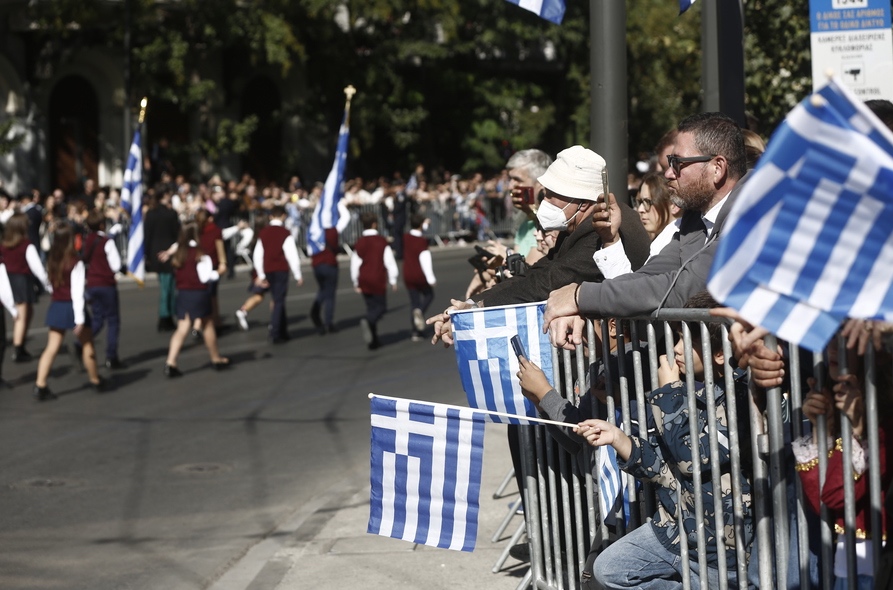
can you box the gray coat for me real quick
[578,176,746,318]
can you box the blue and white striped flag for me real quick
[120,128,144,282]
[679,0,697,14]
[308,108,349,256]
[708,77,893,352]
[504,0,565,24]
[451,302,554,422]
[368,395,486,552]
[597,444,631,526]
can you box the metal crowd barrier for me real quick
[109,196,517,266]
[515,312,889,590]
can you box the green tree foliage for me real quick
[744,0,812,138]
[24,0,814,179]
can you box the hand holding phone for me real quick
[512,186,536,207]
[510,335,527,359]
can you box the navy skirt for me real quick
[46,300,90,331]
[176,289,211,320]
[9,273,36,304]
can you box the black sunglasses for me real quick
[666,154,715,176]
[635,197,654,212]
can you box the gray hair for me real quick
[506,149,553,180]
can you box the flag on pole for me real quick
[679,0,697,14]
[368,395,487,552]
[451,302,554,422]
[308,107,350,256]
[120,128,144,282]
[504,0,566,25]
[708,77,893,352]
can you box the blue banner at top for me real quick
[810,0,891,34]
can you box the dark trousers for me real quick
[362,292,387,326]
[86,285,120,360]
[267,271,290,341]
[408,285,434,334]
[313,263,339,326]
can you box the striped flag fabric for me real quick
[451,302,554,422]
[679,0,697,14]
[308,108,349,256]
[597,444,631,526]
[504,0,565,25]
[120,129,144,282]
[708,77,893,352]
[368,395,486,552]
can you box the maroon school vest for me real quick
[259,225,291,273]
[402,233,429,290]
[355,234,389,296]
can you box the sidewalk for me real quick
[209,425,528,590]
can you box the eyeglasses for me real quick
[635,197,653,212]
[666,154,715,176]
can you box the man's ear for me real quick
[712,155,729,187]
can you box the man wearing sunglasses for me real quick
[543,112,748,350]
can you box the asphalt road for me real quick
[0,244,481,590]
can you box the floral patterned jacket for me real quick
[618,376,754,567]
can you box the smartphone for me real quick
[510,335,527,359]
[601,168,609,200]
[517,186,535,205]
[468,254,489,273]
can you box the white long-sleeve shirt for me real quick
[252,219,302,282]
[71,261,86,326]
[409,229,436,285]
[26,243,52,293]
[0,265,18,318]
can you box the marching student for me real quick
[252,205,303,344]
[402,213,436,341]
[81,209,125,369]
[194,208,226,331]
[310,226,340,336]
[34,224,104,401]
[351,211,398,350]
[164,222,229,377]
[234,214,267,331]
[1,213,51,362]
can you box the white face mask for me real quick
[536,200,577,231]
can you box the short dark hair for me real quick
[677,112,747,180]
[410,213,426,229]
[269,205,286,218]
[681,290,724,351]
[86,209,106,232]
[360,211,378,230]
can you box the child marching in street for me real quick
[402,213,436,341]
[1,213,51,362]
[34,224,104,401]
[252,205,303,344]
[81,209,125,369]
[164,223,229,377]
[351,211,398,350]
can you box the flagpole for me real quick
[368,393,578,429]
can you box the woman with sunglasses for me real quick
[635,172,682,260]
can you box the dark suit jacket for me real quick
[144,205,180,273]
[578,174,747,318]
[477,200,650,307]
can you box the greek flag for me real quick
[679,0,697,14]
[368,395,486,552]
[451,302,553,422]
[120,129,144,282]
[504,0,565,24]
[308,108,349,256]
[708,77,893,352]
[598,445,631,526]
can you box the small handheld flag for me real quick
[451,302,554,422]
[708,77,893,351]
